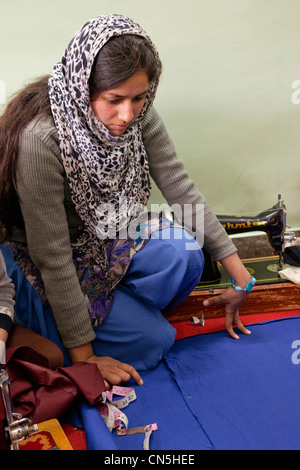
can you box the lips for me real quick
[112,124,128,130]
[109,124,128,135]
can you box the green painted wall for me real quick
[1,0,299,228]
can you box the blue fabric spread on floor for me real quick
[78,316,300,450]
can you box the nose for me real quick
[118,100,134,123]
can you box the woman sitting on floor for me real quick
[0,14,253,389]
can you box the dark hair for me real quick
[0,75,51,240]
[0,35,162,240]
[89,34,162,98]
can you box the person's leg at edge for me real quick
[0,245,71,366]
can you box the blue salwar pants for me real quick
[1,228,204,370]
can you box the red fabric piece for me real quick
[4,346,106,424]
[62,423,87,450]
[172,309,300,340]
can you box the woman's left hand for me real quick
[203,287,251,339]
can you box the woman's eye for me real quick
[134,96,145,102]
[106,95,145,105]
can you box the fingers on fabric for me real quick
[224,309,251,340]
[97,357,143,387]
[203,289,251,339]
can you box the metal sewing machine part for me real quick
[0,368,38,450]
[200,195,297,284]
[218,194,296,267]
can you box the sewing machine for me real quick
[165,194,299,323]
[0,368,38,449]
[0,367,72,450]
[199,194,296,285]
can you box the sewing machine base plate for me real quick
[19,419,73,450]
[166,256,300,322]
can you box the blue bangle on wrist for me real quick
[231,276,256,293]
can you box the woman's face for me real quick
[90,70,149,136]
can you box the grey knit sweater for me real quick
[13,107,236,349]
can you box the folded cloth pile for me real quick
[279,246,300,285]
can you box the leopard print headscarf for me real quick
[48,14,160,244]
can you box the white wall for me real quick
[1,0,299,227]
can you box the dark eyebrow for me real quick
[105,89,148,99]
[136,90,149,97]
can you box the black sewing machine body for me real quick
[199,195,292,285]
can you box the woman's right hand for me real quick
[85,355,144,390]
[68,343,143,390]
